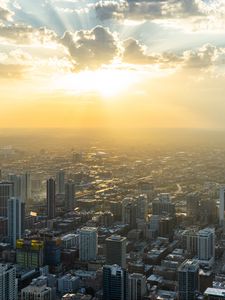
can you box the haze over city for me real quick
[1,1,225,300]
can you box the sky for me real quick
[0,0,225,129]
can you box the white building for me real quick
[61,234,79,249]
[58,274,80,294]
[79,227,98,261]
[198,227,215,265]
[0,264,17,300]
[21,277,52,300]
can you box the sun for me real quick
[51,68,140,98]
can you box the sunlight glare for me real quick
[51,69,140,98]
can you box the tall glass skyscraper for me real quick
[103,264,128,300]
[178,259,199,300]
[7,197,24,248]
[47,178,56,219]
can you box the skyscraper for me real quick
[122,198,137,229]
[56,170,65,194]
[7,197,24,248]
[129,273,146,300]
[47,178,56,219]
[16,239,44,268]
[65,180,75,211]
[186,192,200,221]
[181,228,198,255]
[106,235,126,268]
[178,259,199,300]
[136,194,148,220]
[219,187,225,226]
[152,193,175,216]
[0,181,13,217]
[21,172,31,203]
[0,264,17,300]
[79,227,97,261]
[8,174,22,198]
[198,227,215,263]
[103,264,128,300]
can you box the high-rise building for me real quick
[44,239,61,268]
[159,216,175,239]
[79,227,97,261]
[219,187,225,226]
[21,173,31,203]
[7,197,25,248]
[21,277,52,300]
[58,274,80,294]
[103,264,128,300]
[146,215,160,240]
[0,264,17,300]
[178,259,199,300]
[181,228,198,255]
[8,174,22,198]
[16,239,44,268]
[152,193,175,216]
[122,198,137,229]
[129,273,146,300]
[65,180,75,211]
[136,194,148,220]
[138,181,154,200]
[0,181,13,217]
[56,170,65,194]
[106,235,126,268]
[198,227,215,263]
[47,178,56,219]
[200,199,217,224]
[198,269,213,294]
[186,192,200,221]
[109,201,122,221]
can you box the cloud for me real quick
[0,6,14,21]
[95,0,127,20]
[183,44,219,69]
[123,38,158,64]
[0,63,26,78]
[122,39,225,73]
[122,37,181,68]
[61,26,120,70]
[95,0,206,21]
[0,24,57,44]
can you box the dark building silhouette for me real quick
[47,178,56,219]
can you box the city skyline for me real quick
[1,0,225,129]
